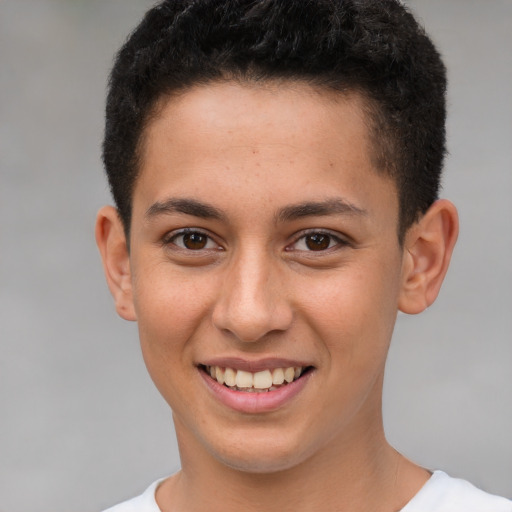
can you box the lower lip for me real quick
[199,368,313,414]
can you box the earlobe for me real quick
[95,206,137,321]
[398,199,459,315]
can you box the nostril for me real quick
[212,302,293,343]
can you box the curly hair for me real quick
[103,0,447,242]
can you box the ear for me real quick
[398,199,459,314]
[95,205,137,321]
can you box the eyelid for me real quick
[162,227,223,250]
[286,229,350,252]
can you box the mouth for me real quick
[200,364,314,393]
[198,360,315,413]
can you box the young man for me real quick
[96,1,511,510]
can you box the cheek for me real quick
[297,258,401,358]
[131,262,217,364]
[132,272,217,413]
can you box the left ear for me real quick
[398,199,459,314]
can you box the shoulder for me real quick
[402,471,512,512]
[102,479,164,512]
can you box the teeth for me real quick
[284,367,295,383]
[224,367,236,387]
[215,366,225,385]
[253,370,273,389]
[206,365,307,390]
[272,367,285,385]
[236,370,253,388]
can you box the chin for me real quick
[218,452,306,475]
[208,432,316,475]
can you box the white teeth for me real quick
[253,370,273,389]
[272,367,285,385]
[284,367,295,383]
[215,366,225,385]
[224,367,236,387]
[235,370,253,388]
[206,365,307,390]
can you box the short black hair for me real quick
[103,0,447,242]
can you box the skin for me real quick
[96,81,458,512]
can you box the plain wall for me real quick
[0,1,510,510]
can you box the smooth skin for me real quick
[96,81,458,512]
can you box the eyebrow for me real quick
[276,198,367,223]
[145,196,366,223]
[145,198,225,221]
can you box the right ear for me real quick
[95,206,137,321]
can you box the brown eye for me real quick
[167,230,219,251]
[182,232,208,250]
[305,233,331,251]
[287,230,348,254]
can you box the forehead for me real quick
[134,80,398,228]
[145,80,372,154]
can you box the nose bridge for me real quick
[212,243,292,342]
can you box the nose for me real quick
[212,248,293,343]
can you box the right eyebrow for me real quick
[145,198,226,221]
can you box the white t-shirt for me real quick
[103,471,512,512]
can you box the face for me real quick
[125,82,407,472]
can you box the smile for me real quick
[202,365,311,393]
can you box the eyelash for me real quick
[286,230,349,252]
[163,228,349,253]
[163,228,222,251]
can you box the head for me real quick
[96,0,458,477]
[103,0,447,244]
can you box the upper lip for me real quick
[199,357,313,373]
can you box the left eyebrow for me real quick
[145,197,226,221]
[276,198,367,223]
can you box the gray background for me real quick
[1,0,510,510]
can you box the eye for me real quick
[166,229,220,251]
[289,231,346,252]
